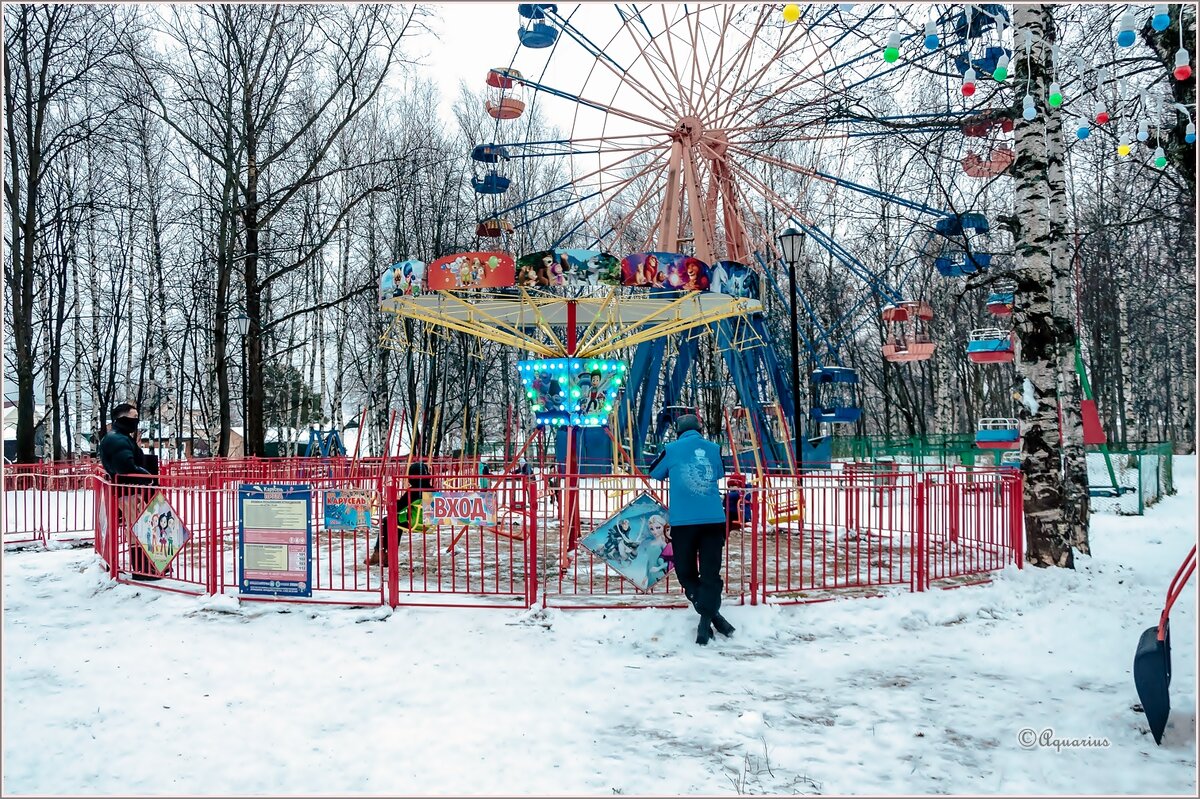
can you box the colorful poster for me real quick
[426,251,515,290]
[239,484,312,597]
[515,250,569,288]
[556,249,622,286]
[710,260,759,299]
[131,492,190,575]
[380,260,425,300]
[322,489,375,531]
[580,493,673,591]
[517,357,627,427]
[515,249,622,288]
[425,492,497,527]
[619,252,711,291]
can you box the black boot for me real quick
[711,613,735,638]
[696,618,714,646]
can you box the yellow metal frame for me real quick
[380,289,761,359]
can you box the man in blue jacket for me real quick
[648,413,735,645]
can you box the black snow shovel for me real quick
[1133,544,1196,745]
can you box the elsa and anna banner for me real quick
[380,251,759,297]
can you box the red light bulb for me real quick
[1174,64,1193,80]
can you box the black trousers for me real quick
[671,522,726,619]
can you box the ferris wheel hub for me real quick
[673,115,706,146]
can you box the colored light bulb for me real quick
[962,68,977,96]
[1117,11,1137,47]
[1186,123,1196,144]
[1174,48,1192,80]
[1137,119,1150,141]
[1152,5,1170,32]
[1048,82,1063,107]
[884,31,900,63]
[1117,136,1131,157]
[993,54,1009,81]
[782,4,800,23]
[1094,102,1109,125]
[1075,120,1090,140]
[1153,146,1167,167]
[1022,94,1036,121]
[923,20,938,50]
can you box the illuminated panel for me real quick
[516,357,627,428]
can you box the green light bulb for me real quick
[884,47,899,63]
[1048,82,1063,108]
[992,65,1008,81]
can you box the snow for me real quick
[3,459,1197,795]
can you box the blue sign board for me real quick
[238,484,313,598]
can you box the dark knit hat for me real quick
[675,414,702,435]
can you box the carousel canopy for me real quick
[380,288,764,359]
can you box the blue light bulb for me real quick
[1022,94,1036,121]
[1076,122,1090,140]
[1137,120,1150,142]
[1187,123,1197,144]
[1152,5,1170,32]
[924,20,938,50]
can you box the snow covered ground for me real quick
[3,460,1197,795]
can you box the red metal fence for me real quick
[4,459,1023,607]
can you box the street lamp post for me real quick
[778,227,806,474]
[233,311,250,458]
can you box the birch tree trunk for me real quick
[1046,106,1090,553]
[1006,3,1074,568]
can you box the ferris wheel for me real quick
[470,5,991,354]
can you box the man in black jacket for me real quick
[99,403,160,578]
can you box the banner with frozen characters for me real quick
[619,252,711,292]
[131,492,191,575]
[710,260,759,299]
[426,251,516,290]
[380,260,425,300]
[580,493,673,591]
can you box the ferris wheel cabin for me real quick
[810,366,862,425]
[881,300,936,362]
[966,328,1016,363]
[517,3,559,48]
[976,417,1020,449]
[485,68,526,120]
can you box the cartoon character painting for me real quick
[580,494,673,591]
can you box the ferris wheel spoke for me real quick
[548,9,687,121]
[602,158,674,250]
[521,75,677,134]
[724,141,943,218]
[708,8,778,131]
[611,6,695,119]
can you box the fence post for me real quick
[107,482,120,580]
[748,487,759,606]
[526,477,538,608]
[207,476,219,595]
[1011,475,1024,568]
[915,476,927,592]
[385,478,399,609]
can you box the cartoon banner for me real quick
[580,493,673,591]
[239,484,312,597]
[131,492,191,575]
[425,492,497,527]
[515,249,622,288]
[322,489,376,531]
[710,260,759,299]
[380,260,425,300]
[619,252,711,291]
[427,251,515,290]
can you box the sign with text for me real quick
[426,492,497,527]
[322,489,375,531]
[239,484,312,597]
